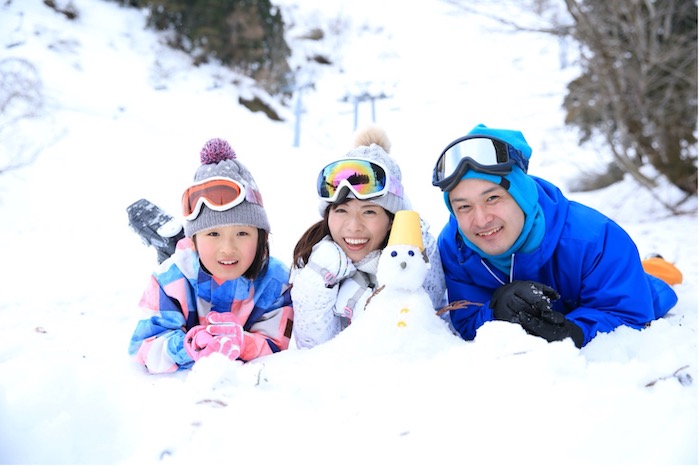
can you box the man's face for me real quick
[448,177,525,256]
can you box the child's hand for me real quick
[307,238,356,288]
[184,312,245,361]
[205,311,244,336]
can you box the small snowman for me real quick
[324,211,459,356]
[361,211,454,342]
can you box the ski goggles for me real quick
[317,158,403,203]
[182,177,262,221]
[432,136,529,191]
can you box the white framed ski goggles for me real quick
[317,158,403,202]
[432,136,529,192]
[182,176,262,221]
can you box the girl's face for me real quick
[194,225,259,281]
[328,198,392,263]
[448,177,524,256]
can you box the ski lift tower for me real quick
[291,81,313,147]
[341,82,390,131]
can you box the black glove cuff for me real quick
[565,320,585,348]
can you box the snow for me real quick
[0,0,697,464]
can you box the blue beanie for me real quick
[460,167,538,220]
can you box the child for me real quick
[129,138,294,373]
[290,125,447,348]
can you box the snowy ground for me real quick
[0,0,696,464]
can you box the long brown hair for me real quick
[292,208,332,268]
[291,201,394,269]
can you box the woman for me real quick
[290,126,446,348]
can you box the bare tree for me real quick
[562,0,697,208]
[444,0,697,212]
[0,57,45,174]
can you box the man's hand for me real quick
[517,310,585,348]
[490,280,560,322]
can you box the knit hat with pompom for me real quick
[184,138,270,237]
[317,125,411,216]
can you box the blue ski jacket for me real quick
[438,176,678,347]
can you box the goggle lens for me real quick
[318,158,400,202]
[433,137,525,191]
[182,177,247,220]
[439,138,509,177]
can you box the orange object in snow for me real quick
[642,257,683,286]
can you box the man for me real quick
[433,124,680,348]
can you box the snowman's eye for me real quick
[391,250,398,257]
[408,250,415,257]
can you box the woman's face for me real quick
[327,198,392,263]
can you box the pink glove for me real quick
[205,311,244,337]
[184,312,245,361]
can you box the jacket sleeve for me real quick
[128,273,195,374]
[552,219,662,347]
[420,219,448,310]
[443,266,496,341]
[290,266,343,348]
[437,220,498,341]
[239,282,294,362]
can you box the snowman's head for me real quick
[376,244,429,292]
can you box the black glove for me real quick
[490,280,560,323]
[517,310,585,348]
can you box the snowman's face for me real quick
[377,244,428,291]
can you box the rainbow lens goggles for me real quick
[317,158,403,202]
[182,177,262,221]
[432,136,529,192]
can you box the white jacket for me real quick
[290,220,447,348]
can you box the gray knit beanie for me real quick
[317,126,408,216]
[184,138,270,237]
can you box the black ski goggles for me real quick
[432,136,529,192]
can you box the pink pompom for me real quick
[200,138,236,164]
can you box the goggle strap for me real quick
[388,175,404,198]
[245,187,264,207]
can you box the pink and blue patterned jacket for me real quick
[129,238,294,373]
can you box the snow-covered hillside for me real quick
[0,1,696,464]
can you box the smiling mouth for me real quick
[219,259,238,265]
[345,238,369,246]
[477,226,502,238]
